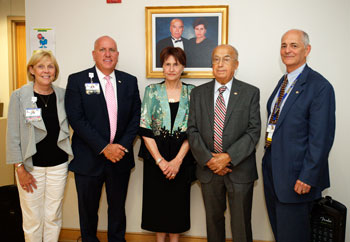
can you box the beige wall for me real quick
[0,118,14,186]
[23,0,350,241]
[0,0,25,118]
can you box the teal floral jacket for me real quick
[140,82,195,137]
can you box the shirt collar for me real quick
[171,36,182,41]
[286,63,306,84]
[95,66,116,82]
[214,78,233,93]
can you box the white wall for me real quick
[25,0,350,241]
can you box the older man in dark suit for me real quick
[156,18,189,67]
[263,29,335,242]
[65,36,141,242]
[187,44,261,242]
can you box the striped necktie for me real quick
[214,86,227,153]
[265,75,288,148]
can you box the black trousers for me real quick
[75,164,130,242]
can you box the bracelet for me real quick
[15,163,24,171]
[155,158,163,165]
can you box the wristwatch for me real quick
[15,163,24,171]
[155,158,163,165]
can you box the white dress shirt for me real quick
[214,78,233,110]
[171,36,184,50]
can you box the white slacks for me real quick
[16,162,68,242]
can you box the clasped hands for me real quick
[158,158,181,180]
[103,144,127,163]
[207,152,232,176]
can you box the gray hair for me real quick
[282,29,310,47]
[212,44,239,60]
[230,45,239,60]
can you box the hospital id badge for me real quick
[266,124,275,141]
[25,108,42,122]
[85,83,100,95]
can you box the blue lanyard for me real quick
[271,73,301,121]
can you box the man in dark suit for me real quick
[65,35,141,242]
[156,18,189,67]
[187,44,261,242]
[263,29,335,242]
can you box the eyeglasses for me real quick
[212,56,235,65]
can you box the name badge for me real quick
[266,124,275,133]
[85,83,100,95]
[25,108,42,122]
[266,124,275,141]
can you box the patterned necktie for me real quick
[214,86,227,153]
[105,76,117,143]
[265,75,288,148]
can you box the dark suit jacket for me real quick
[263,64,335,203]
[155,36,189,67]
[65,67,141,176]
[186,38,216,68]
[187,78,261,184]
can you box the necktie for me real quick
[105,76,117,143]
[172,37,182,43]
[214,86,227,153]
[265,75,288,148]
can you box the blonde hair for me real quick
[27,50,59,82]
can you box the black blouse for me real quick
[32,91,68,167]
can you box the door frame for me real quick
[7,16,25,95]
[7,16,25,184]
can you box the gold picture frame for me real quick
[145,5,229,79]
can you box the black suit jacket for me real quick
[155,36,189,67]
[65,67,141,176]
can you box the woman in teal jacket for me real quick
[139,47,195,242]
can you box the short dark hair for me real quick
[160,47,186,67]
[192,18,208,29]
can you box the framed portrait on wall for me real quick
[145,5,229,79]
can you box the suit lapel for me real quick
[205,80,215,130]
[167,37,173,47]
[275,65,309,131]
[224,78,241,130]
[115,70,123,129]
[93,67,109,119]
[52,85,70,140]
[53,86,65,125]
